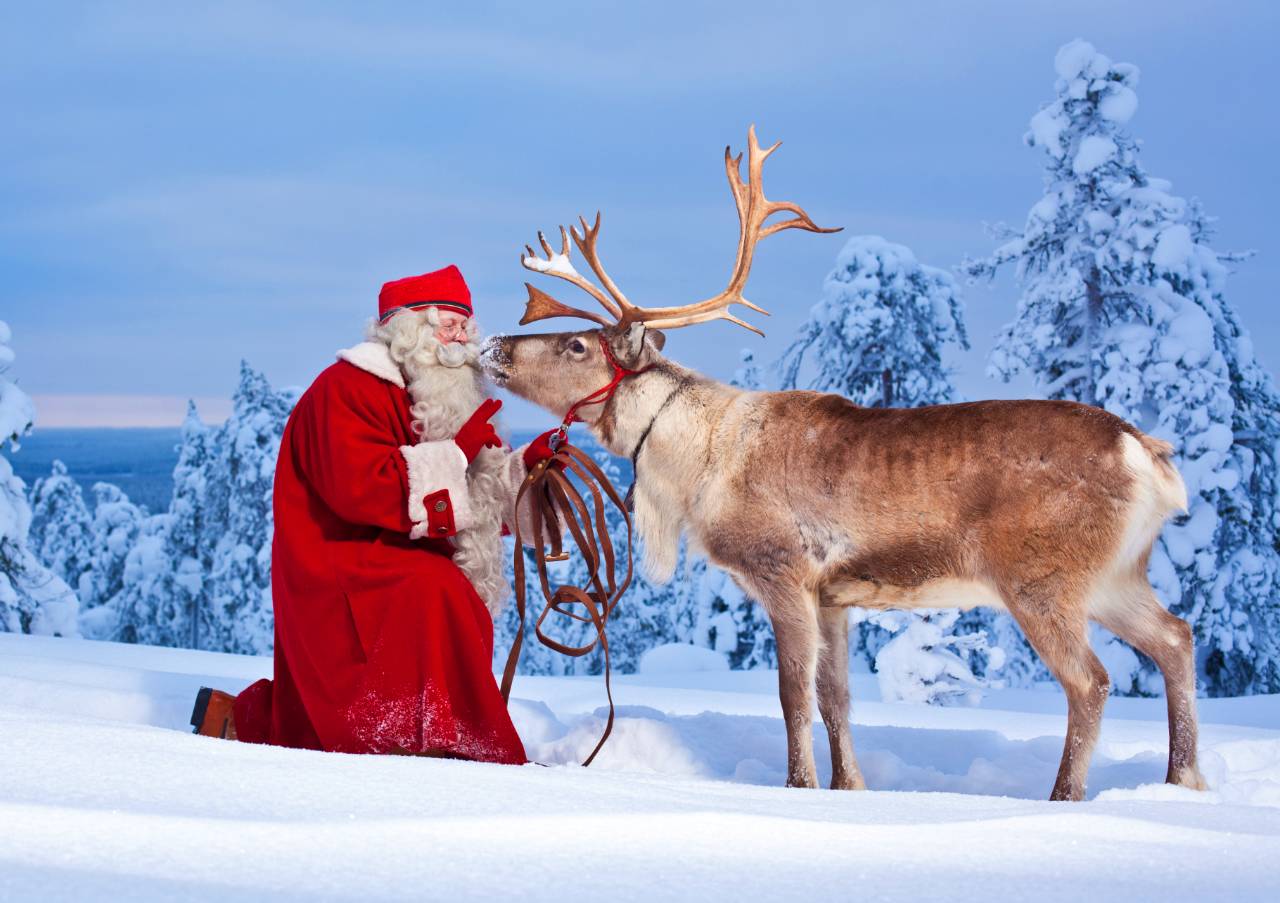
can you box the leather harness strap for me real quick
[501,445,635,767]
[624,374,691,512]
[500,334,646,767]
[548,334,652,452]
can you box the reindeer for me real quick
[481,127,1206,801]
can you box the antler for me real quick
[623,125,841,336]
[519,225,616,327]
[519,125,840,335]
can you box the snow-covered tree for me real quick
[116,404,220,648]
[779,235,968,407]
[77,483,144,638]
[112,512,177,645]
[169,403,215,649]
[964,39,1280,696]
[28,460,94,592]
[869,609,1006,705]
[0,320,79,636]
[682,561,774,669]
[776,235,1002,698]
[202,362,296,655]
[98,375,289,652]
[732,348,765,392]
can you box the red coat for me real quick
[233,343,527,764]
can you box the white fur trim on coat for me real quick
[337,342,405,388]
[401,440,475,538]
[503,442,568,548]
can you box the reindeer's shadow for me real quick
[511,701,1167,800]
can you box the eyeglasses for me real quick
[435,320,469,338]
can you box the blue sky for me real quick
[3,1,1277,428]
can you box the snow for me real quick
[1152,223,1195,272]
[0,320,36,445]
[1028,107,1067,157]
[639,641,729,673]
[1158,292,1214,366]
[522,251,580,279]
[1054,39,1101,81]
[1072,135,1117,174]
[1,322,79,636]
[870,609,996,705]
[2,632,1279,900]
[1099,84,1139,123]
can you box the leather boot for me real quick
[190,687,239,740]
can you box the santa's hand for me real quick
[523,429,562,472]
[455,398,503,463]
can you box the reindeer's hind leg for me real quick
[1003,578,1110,801]
[1092,582,1206,790]
[815,606,866,790]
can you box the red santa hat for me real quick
[378,265,473,323]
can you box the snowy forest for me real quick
[3,40,1278,700]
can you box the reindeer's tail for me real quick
[1137,433,1188,515]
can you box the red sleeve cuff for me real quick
[423,489,457,538]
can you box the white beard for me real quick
[375,313,512,615]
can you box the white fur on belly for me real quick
[821,576,1006,611]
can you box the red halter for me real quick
[549,334,652,451]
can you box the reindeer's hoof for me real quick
[1049,781,1086,802]
[831,774,867,791]
[1169,766,1208,792]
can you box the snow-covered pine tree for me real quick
[28,460,94,594]
[202,362,296,655]
[77,482,144,639]
[682,562,772,669]
[963,39,1280,696]
[779,235,968,407]
[732,348,764,393]
[871,609,1005,706]
[169,403,215,649]
[0,320,79,636]
[107,402,219,648]
[777,235,1007,701]
[112,512,176,645]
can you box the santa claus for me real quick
[191,264,554,763]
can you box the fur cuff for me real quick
[401,441,474,538]
[506,442,568,548]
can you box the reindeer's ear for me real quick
[648,329,666,352]
[612,322,648,367]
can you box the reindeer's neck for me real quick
[589,360,743,581]
[591,361,717,454]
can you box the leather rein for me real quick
[499,334,651,766]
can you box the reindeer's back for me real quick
[738,392,1162,587]
[758,393,1140,475]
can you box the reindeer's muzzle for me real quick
[479,335,513,383]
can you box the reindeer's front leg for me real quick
[764,590,821,789]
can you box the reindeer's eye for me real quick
[568,339,587,354]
